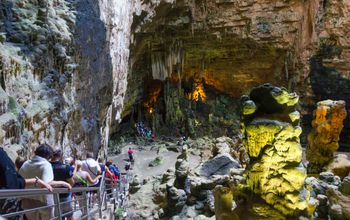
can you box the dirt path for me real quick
[109,144,201,178]
[110,144,180,178]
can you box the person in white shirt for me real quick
[19,144,71,220]
[81,152,101,186]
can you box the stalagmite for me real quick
[241,84,314,217]
[306,100,347,173]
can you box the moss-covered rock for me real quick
[241,84,313,217]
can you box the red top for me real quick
[128,149,134,155]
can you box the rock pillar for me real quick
[241,84,312,216]
[306,100,347,173]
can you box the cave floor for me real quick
[110,143,201,178]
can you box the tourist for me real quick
[73,160,101,216]
[125,161,131,171]
[65,157,75,173]
[106,160,120,180]
[98,158,115,182]
[81,152,101,187]
[14,156,26,171]
[0,147,52,220]
[51,149,75,220]
[127,147,134,162]
[19,144,72,220]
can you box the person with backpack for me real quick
[0,147,52,220]
[105,160,120,180]
[73,160,101,216]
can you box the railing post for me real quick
[54,193,62,220]
[83,191,89,219]
[98,171,105,219]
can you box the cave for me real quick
[1,0,350,219]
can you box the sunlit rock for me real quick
[307,100,347,173]
[327,154,350,179]
[213,185,239,220]
[241,84,313,217]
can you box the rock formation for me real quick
[241,84,312,216]
[306,171,350,219]
[327,154,350,179]
[307,100,347,173]
[0,0,145,157]
[213,185,239,220]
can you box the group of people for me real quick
[135,122,155,140]
[0,144,124,220]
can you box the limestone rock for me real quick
[149,156,164,167]
[193,215,215,220]
[327,187,350,220]
[190,175,230,197]
[340,176,350,195]
[242,100,256,115]
[241,84,312,217]
[306,100,347,173]
[129,176,142,194]
[213,185,239,220]
[175,152,190,189]
[326,154,350,179]
[167,185,187,215]
[198,154,241,177]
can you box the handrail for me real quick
[0,170,133,219]
[0,187,100,198]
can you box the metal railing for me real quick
[0,171,133,220]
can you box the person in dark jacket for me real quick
[51,149,75,220]
[0,147,52,220]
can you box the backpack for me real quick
[74,173,88,196]
[0,148,25,189]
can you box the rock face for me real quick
[0,0,142,157]
[241,84,312,217]
[123,0,350,144]
[306,100,347,173]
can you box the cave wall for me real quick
[1,0,350,158]
[125,0,350,146]
[0,0,142,159]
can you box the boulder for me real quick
[167,185,187,215]
[149,156,164,167]
[213,142,231,156]
[129,176,142,194]
[340,176,350,195]
[327,154,350,179]
[319,172,341,186]
[327,187,350,219]
[198,153,241,177]
[190,175,230,197]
